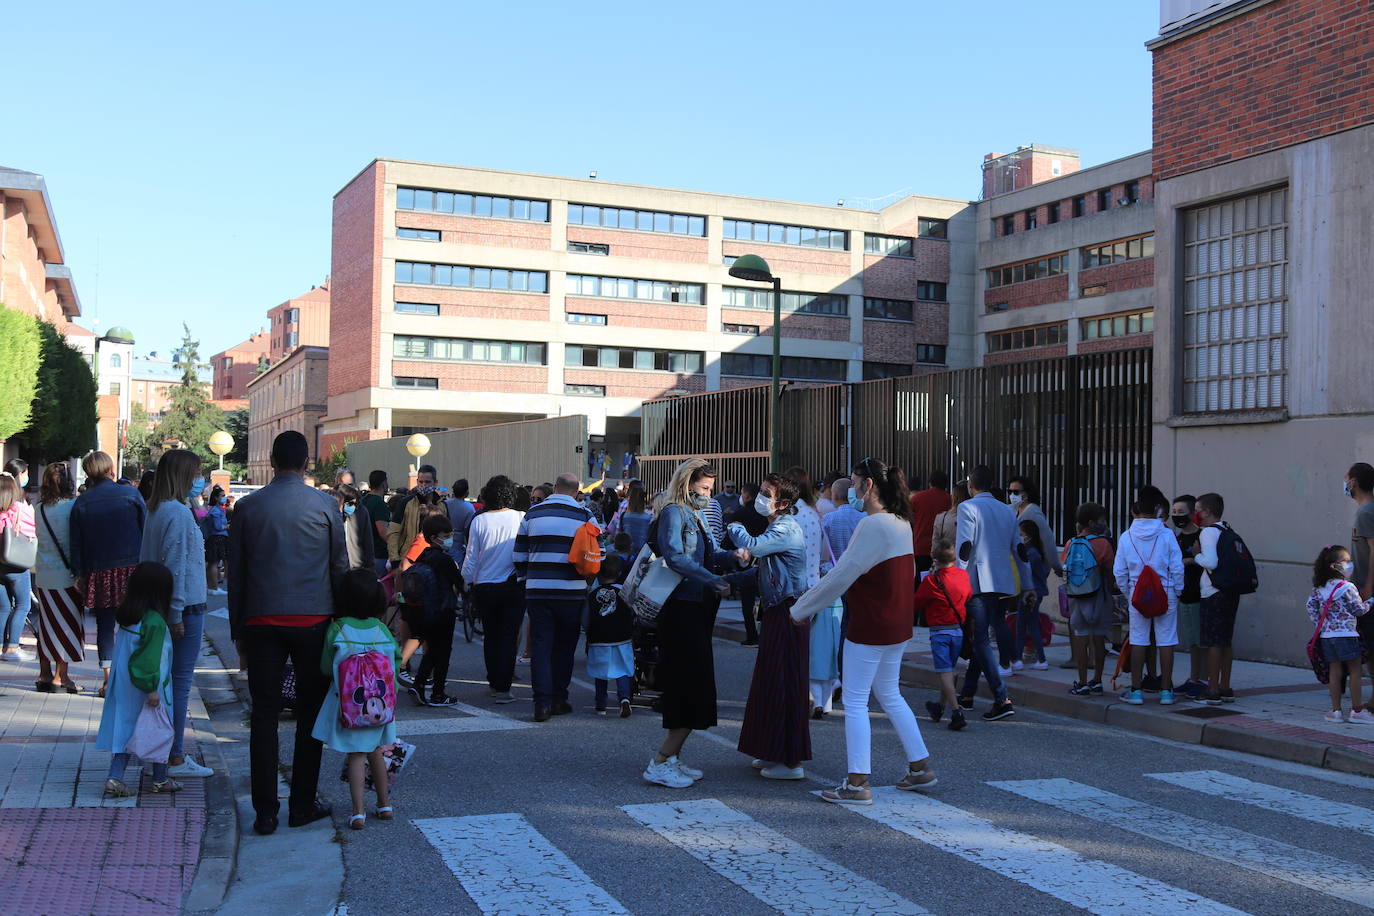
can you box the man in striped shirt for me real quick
[514,472,598,721]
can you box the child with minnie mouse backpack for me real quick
[312,569,401,829]
[1305,545,1374,724]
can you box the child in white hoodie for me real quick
[1113,498,1185,706]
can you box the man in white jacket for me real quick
[1113,498,1185,706]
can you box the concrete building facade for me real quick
[321,160,975,460]
[246,345,328,483]
[1147,0,1374,663]
[211,330,269,406]
[267,281,330,362]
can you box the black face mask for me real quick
[1172,515,1190,528]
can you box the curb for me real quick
[181,638,241,915]
[708,612,1374,780]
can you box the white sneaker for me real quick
[670,756,703,781]
[1349,709,1374,725]
[998,666,1015,677]
[643,758,694,789]
[3,648,34,663]
[760,763,805,780]
[209,588,228,596]
[1324,709,1345,723]
[490,691,517,704]
[167,758,213,778]
[1010,660,1025,671]
[1029,661,1050,671]
[750,758,766,770]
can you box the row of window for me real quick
[393,335,546,365]
[568,204,706,236]
[567,241,610,255]
[999,182,1142,235]
[723,219,848,250]
[986,255,1068,288]
[987,323,1068,353]
[723,286,847,316]
[722,354,847,381]
[566,344,703,375]
[397,227,441,241]
[397,188,551,222]
[1082,310,1154,340]
[566,274,704,304]
[1082,235,1155,268]
[395,261,549,293]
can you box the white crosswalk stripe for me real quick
[621,798,930,916]
[414,812,633,915]
[829,786,1247,915]
[991,777,1374,908]
[1146,769,1374,837]
[394,700,533,736]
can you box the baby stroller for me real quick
[632,617,661,703]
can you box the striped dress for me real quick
[32,500,85,662]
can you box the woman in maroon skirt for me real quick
[32,463,84,692]
[727,473,812,780]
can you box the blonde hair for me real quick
[654,458,716,512]
[82,451,115,481]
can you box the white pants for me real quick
[810,678,839,713]
[842,640,928,775]
[1128,603,1179,646]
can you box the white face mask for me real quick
[1009,493,1024,506]
[1340,561,1355,578]
[755,494,773,516]
[847,486,866,512]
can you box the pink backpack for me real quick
[338,649,395,729]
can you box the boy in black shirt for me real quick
[586,556,634,717]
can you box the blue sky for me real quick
[8,1,1157,358]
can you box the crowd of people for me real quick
[3,436,1373,828]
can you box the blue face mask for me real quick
[189,478,205,500]
[848,485,866,512]
[440,536,455,550]
[343,503,356,517]
[755,494,773,516]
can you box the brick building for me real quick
[210,329,269,406]
[1147,0,1374,663]
[245,345,328,483]
[0,167,80,327]
[130,354,211,423]
[321,160,973,460]
[267,281,330,362]
[975,150,1156,365]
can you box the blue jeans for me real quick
[1,570,32,651]
[959,593,1008,704]
[1016,601,1045,662]
[528,597,584,708]
[994,597,1017,667]
[595,676,632,708]
[170,605,206,759]
[109,752,167,784]
[94,608,117,669]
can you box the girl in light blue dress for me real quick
[96,562,178,797]
[312,569,401,829]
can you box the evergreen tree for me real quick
[155,324,224,468]
[223,406,249,479]
[125,402,155,476]
[0,306,41,442]
[15,321,97,462]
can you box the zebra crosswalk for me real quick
[413,769,1374,915]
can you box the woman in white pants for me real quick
[790,457,937,805]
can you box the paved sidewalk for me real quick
[710,599,1374,778]
[0,621,217,916]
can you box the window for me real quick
[568,204,705,236]
[396,262,549,293]
[721,354,847,381]
[396,188,549,222]
[987,323,1068,353]
[723,323,759,335]
[722,219,847,250]
[724,286,848,316]
[393,376,439,389]
[395,301,440,315]
[221,357,232,370]
[565,384,606,397]
[986,254,1068,288]
[863,234,914,257]
[1001,215,1014,236]
[565,274,703,304]
[567,241,610,256]
[863,297,913,321]
[1125,180,1140,204]
[285,308,299,323]
[1025,208,1038,230]
[109,382,121,396]
[916,281,947,302]
[1081,310,1154,340]
[1082,235,1156,268]
[566,312,607,325]
[916,344,947,364]
[1182,187,1288,413]
[1097,188,1112,212]
[918,217,948,239]
[862,361,912,380]
[1048,202,1060,225]
[987,302,1009,313]
[392,335,547,365]
[564,345,703,374]
[287,331,298,348]
[109,354,122,368]
[1072,196,1086,218]
[397,227,441,241]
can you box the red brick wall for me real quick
[320,428,390,466]
[564,297,705,332]
[861,310,949,364]
[1077,332,1153,354]
[984,344,1068,365]
[564,368,706,399]
[330,164,384,397]
[390,359,548,394]
[1078,257,1155,296]
[396,213,551,251]
[860,246,950,299]
[983,275,1069,311]
[394,286,551,323]
[722,243,850,277]
[992,177,1154,237]
[1,196,57,320]
[1153,0,1374,180]
[567,228,708,263]
[720,308,849,341]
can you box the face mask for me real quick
[1191,510,1205,527]
[18,475,28,489]
[416,484,435,497]
[440,536,455,549]
[1009,493,1024,506]
[848,486,866,512]
[755,494,773,516]
[1339,561,1355,578]
[343,503,356,517]
[189,477,205,499]
[1171,515,1189,529]
[687,492,709,510]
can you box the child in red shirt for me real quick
[914,541,971,731]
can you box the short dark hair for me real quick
[416,464,437,481]
[1349,463,1374,494]
[368,469,388,490]
[1136,485,1169,517]
[931,539,956,566]
[1197,492,1224,519]
[1074,502,1106,530]
[1008,475,1039,505]
[928,469,950,489]
[764,472,802,514]
[968,464,995,492]
[451,478,469,498]
[741,482,760,501]
[421,513,453,540]
[271,431,309,472]
[479,474,517,510]
[598,554,624,582]
[1173,494,1197,512]
[335,569,386,620]
[613,532,631,549]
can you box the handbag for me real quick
[1306,584,1341,685]
[126,702,174,763]
[39,504,75,578]
[620,543,683,626]
[0,511,37,573]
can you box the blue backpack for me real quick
[1064,535,1104,597]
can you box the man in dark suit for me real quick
[228,431,347,835]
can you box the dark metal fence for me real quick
[640,348,1151,541]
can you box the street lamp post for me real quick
[207,430,234,471]
[405,433,431,485]
[727,254,782,471]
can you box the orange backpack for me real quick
[568,521,604,576]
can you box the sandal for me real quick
[34,681,54,693]
[349,814,366,830]
[150,779,183,794]
[96,684,107,699]
[104,778,134,798]
[57,681,82,694]
[376,805,394,821]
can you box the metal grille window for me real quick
[568,204,705,236]
[1083,310,1154,341]
[722,323,759,335]
[565,274,703,304]
[396,262,548,293]
[722,354,847,381]
[567,241,610,255]
[723,286,848,316]
[565,345,703,374]
[393,335,546,365]
[987,255,1067,288]
[862,297,913,321]
[564,384,606,397]
[987,323,1067,353]
[723,219,847,250]
[1181,187,1288,413]
[397,188,549,222]
[1083,235,1155,268]
[393,376,438,389]
[863,234,914,257]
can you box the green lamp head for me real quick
[727,254,773,283]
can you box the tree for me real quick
[155,324,224,468]
[316,437,356,483]
[0,306,41,442]
[124,402,156,476]
[15,321,97,462]
[223,406,249,479]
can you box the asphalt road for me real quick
[206,609,1374,916]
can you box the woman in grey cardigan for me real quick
[141,449,213,779]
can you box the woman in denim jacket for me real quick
[641,459,737,790]
[727,472,811,780]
